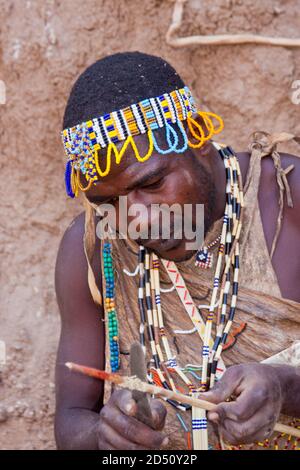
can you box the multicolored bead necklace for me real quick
[195,235,221,269]
[102,242,119,372]
[102,143,244,448]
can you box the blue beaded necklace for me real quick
[103,242,120,372]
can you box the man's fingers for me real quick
[224,419,275,445]
[111,389,166,431]
[101,402,167,449]
[216,403,277,446]
[202,366,243,405]
[208,386,269,423]
[110,389,137,416]
[223,403,276,439]
[220,416,275,446]
[219,425,241,447]
[149,399,167,430]
[207,411,220,424]
[99,421,147,450]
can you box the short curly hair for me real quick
[62,51,185,129]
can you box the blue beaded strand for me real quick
[103,242,120,372]
[64,160,75,198]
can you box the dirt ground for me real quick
[0,0,299,450]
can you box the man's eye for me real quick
[103,197,118,204]
[90,196,118,206]
[143,178,164,190]
[110,197,119,203]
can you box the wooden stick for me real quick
[65,362,300,439]
[166,0,300,48]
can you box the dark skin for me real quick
[55,119,300,449]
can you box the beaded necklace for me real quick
[195,234,221,269]
[102,242,120,372]
[102,143,244,449]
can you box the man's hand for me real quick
[203,363,284,445]
[97,389,168,450]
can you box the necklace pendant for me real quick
[195,246,213,269]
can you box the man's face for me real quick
[85,131,216,262]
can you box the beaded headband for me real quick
[62,86,224,198]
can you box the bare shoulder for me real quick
[56,212,87,280]
[238,149,300,219]
[54,212,105,420]
[237,147,300,231]
[55,211,102,321]
[259,151,300,228]
[279,152,300,225]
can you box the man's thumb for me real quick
[200,377,236,405]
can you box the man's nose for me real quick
[127,190,160,207]
[126,192,154,237]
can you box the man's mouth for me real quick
[140,236,182,252]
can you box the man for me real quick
[55,52,300,450]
